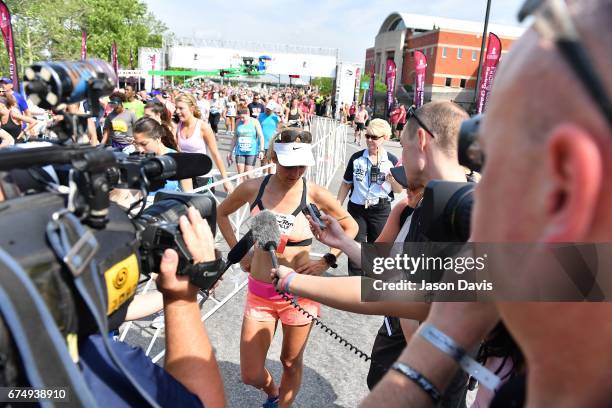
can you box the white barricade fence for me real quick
[307,116,348,189]
[120,116,347,363]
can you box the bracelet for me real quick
[284,272,297,293]
[390,362,441,403]
[419,323,501,391]
[277,271,296,293]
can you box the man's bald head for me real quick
[473,1,612,404]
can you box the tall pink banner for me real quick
[385,58,396,112]
[476,33,502,114]
[367,69,375,107]
[111,41,119,77]
[0,1,18,88]
[413,50,428,108]
[81,30,87,60]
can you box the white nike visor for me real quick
[273,142,315,167]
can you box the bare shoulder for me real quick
[234,176,267,201]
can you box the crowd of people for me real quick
[0,0,610,406]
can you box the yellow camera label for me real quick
[104,254,139,315]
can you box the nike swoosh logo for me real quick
[292,147,302,150]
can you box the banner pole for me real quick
[473,0,492,108]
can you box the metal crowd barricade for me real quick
[120,117,348,363]
[307,116,348,188]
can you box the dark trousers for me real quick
[209,112,221,133]
[347,200,390,276]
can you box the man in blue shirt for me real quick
[258,101,280,172]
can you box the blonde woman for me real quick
[175,93,234,193]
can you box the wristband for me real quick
[277,271,296,293]
[419,323,501,390]
[390,362,441,403]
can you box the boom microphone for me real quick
[251,210,281,269]
[223,230,255,272]
[166,153,213,180]
[142,153,213,181]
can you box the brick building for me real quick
[365,13,524,108]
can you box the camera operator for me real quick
[0,172,226,407]
[271,101,472,406]
[362,0,612,406]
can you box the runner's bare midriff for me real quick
[250,246,311,283]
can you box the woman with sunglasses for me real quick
[217,128,358,408]
[337,118,402,276]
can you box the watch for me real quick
[322,253,338,268]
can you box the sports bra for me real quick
[288,109,300,121]
[250,174,313,247]
[177,119,208,155]
[1,112,21,140]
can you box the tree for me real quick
[1,0,167,77]
[311,77,333,95]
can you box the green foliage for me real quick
[311,77,333,95]
[359,74,387,101]
[2,0,167,76]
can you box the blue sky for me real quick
[143,0,526,62]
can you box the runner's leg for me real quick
[240,316,279,398]
[278,323,313,408]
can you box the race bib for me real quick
[274,213,296,254]
[238,136,254,152]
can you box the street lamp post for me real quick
[473,0,492,108]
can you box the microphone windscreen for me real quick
[250,210,281,249]
[166,152,212,180]
[226,230,254,265]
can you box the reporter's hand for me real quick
[270,265,295,291]
[307,213,350,250]
[157,249,198,303]
[295,258,328,275]
[179,206,215,263]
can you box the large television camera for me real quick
[0,61,226,397]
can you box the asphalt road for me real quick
[123,121,405,407]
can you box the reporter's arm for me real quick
[275,267,429,320]
[124,291,163,321]
[159,208,226,407]
[361,302,499,408]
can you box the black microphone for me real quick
[223,230,254,272]
[251,210,281,270]
[143,153,213,181]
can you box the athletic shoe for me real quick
[262,396,279,408]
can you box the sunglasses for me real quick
[518,0,612,128]
[365,134,384,140]
[276,129,312,144]
[407,105,436,138]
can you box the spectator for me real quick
[123,84,145,119]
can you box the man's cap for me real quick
[109,98,123,105]
[273,142,315,167]
[265,101,278,111]
[390,165,409,188]
[0,78,12,84]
